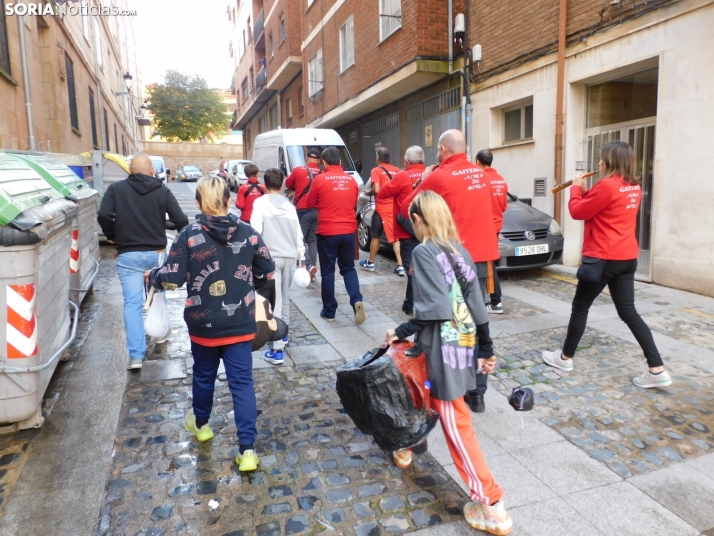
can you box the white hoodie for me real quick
[250,194,305,259]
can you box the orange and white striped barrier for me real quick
[6,284,38,359]
[70,229,80,274]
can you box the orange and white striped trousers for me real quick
[432,397,504,505]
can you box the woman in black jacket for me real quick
[148,177,275,471]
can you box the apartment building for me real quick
[229,0,304,156]
[0,0,141,155]
[463,0,714,295]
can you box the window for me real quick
[247,17,251,42]
[0,1,10,76]
[299,86,304,115]
[103,108,110,149]
[380,0,402,41]
[269,33,274,57]
[286,98,293,124]
[241,77,248,102]
[65,54,79,131]
[114,123,118,155]
[339,17,354,73]
[245,126,251,150]
[81,1,89,40]
[308,49,323,97]
[121,134,125,156]
[89,88,98,148]
[269,103,278,129]
[503,102,533,143]
[94,19,102,68]
[280,17,286,42]
[258,114,268,134]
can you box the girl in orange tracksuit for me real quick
[386,191,513,536]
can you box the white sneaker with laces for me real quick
[633,370,672,388]
[542,349,573,371]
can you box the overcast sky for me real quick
[134,0,234,89]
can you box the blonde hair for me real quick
[409,191,461,250]
[196,176,230,216]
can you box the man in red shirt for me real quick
[402,130,498,413]
[305,147,366,325]
[376,145,425,315]
[286,147,321,280]
[477,149,508,314]
[359,148,404,276]
[236,164,265,223]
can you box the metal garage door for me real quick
[406,88,461,165]
[361,113,400,182]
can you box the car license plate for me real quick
[515,244,549,256]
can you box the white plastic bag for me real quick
[144,290,171,340]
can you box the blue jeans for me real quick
[317,233,363,318]
[190,340,257,446]
[117,250,160,359]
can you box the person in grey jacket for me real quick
[250,168,305,365]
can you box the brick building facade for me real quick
[0,0,141,155]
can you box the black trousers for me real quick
[563,259,663,368]
[400,237,419,310]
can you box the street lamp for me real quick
[115,72,133,96]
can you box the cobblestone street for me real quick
[0,183,713,536]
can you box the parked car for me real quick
[149,155,168,184]
[226,159,253,191]
[357,192,564,270]
[177,165,202,182]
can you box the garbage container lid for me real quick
[14,154,93,198]
[0,154,65,227]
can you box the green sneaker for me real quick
[184,409,214,442]
[236,449,259,471]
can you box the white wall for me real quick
[469,0,714,297]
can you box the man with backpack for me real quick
[236,164,265,223]
[286,147,321,280]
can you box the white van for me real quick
[251,128,363,186]
[148,155,168,184]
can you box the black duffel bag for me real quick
[336,343,439,451]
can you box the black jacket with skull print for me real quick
[149,213,275,340]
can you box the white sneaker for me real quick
[542,349,573,371]
[633,370,672,389]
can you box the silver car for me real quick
[227,160,253,191]
[357,192,564,270]
[177,165,203,182]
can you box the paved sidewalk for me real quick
[0,182,712,536]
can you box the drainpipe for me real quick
[17,5,37,152]
[553,0,567,225]
[448,0,453,73]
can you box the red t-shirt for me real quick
[286,162,321,210]
[403,153,498,262]
[236,178,266,222]
[377,163,425,240]
[569,174,642,260]
[371,164,401,217]
[485,167,508,233]
[305,165,359,236]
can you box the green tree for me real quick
[147,70,228,142]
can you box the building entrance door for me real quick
[585,120,656,280]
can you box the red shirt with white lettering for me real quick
[403,153,498,262]
[305,165,359,236]
[569,174,641,260]
[286,162,321,210]
[377,163,425,240]
[236,178,265,222]
[485,167,508,233]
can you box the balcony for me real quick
[253,10,264,43]
[255,66,267,93]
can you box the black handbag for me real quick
[576,256,606,283]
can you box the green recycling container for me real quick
[0,154,79,434]
[14,154,100,307]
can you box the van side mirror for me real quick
[280,162,287,175]
[356,161,362,173]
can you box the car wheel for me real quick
[358,220,371,252]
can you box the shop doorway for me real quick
[585,68,658,280]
